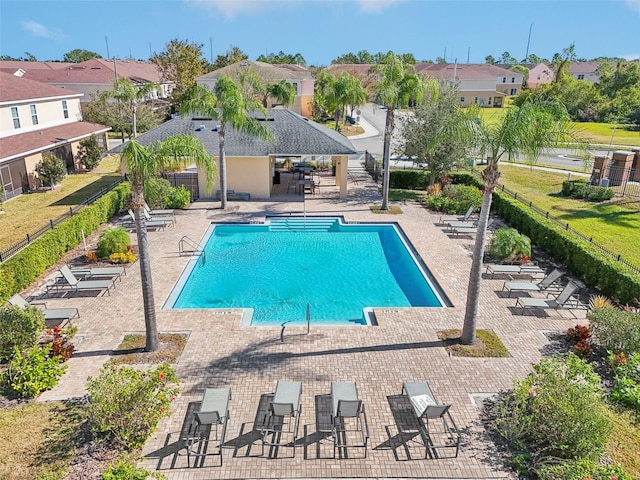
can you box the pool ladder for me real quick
[178,236,205,263]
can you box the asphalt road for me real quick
[352,103,611,173]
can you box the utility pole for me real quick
[467,47,470,64]
[525,23,533,61]
[105,36,110,60]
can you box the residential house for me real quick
[527,62,554,88]
[196,61,314,118]
[569,61,602,83]
[0,72,110,199]
[0,58,171,103]
[111,109,356,199]
[415,63,524,107]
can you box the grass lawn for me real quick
[496,164,640,268]
[474,108,640,147]
[0,156,121,252]
[0,401,83,479]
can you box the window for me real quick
[511,77,515,83]
[30,104,38,125]
[510,88,517,95]
[488,97,492,105]
[502,77,506,83]
[460,96,465,102]
[62,100,69,118]
[474,97,478,104]
[577,74,585,80]
[11,106,20,129]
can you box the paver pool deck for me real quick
[36,172,587,479]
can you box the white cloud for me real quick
[187,0,277,19]
[625,0,640,14]
[21,20,65,40]
[356,0,406,13]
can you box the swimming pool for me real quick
[164,217,449,325]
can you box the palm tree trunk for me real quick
[460,191,493,345]
[218,127,227,209]
[380,107,394,211]
[131,190,159,352]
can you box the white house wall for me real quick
[0,97,82,138]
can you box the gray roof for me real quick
[111,109,356,156]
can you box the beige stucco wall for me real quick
[198,155,272,200]
[458,91,505,108]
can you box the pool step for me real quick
[269,217,340,232]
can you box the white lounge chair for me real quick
[502,268,564,297]
[126,210,167,230]
[331,381,369,458]
[402,381,460,459]
[485,264,545,278]
[49,265,115,296]
[438,205,476,225]
[260,380,302,458]
[515,281,587,317]
[8,293,79,327]
[185,387,231,467]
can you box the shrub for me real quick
[3,345,67,398]
[36,153,66,188]
[489,228,531,262]
[492,354,611,468]
[85,251,98,263]
[567,324,592,343]
[573,339,593,358]
[45,325,75,362]
[0,306,46,361]
[76,135,103,170]
[101,457,165,480]
[608,352,640,410]
[144,177,174,208]
[423,184,482,214]
[86,363,180,450]
[589,306,640,355]
[389,170,429,190]
[166,185,191,209]
[96,227,130,258]
[109,251,136,264]
[562,179,614,202]
[537,458,632,480]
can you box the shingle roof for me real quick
[0,71,82,103]
[198,61,311,82]
[18,58,163,86]
[0,121,110,161]
[416,63,520,80]
[111,109,356,156]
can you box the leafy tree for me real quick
[509,64,529,86]
[373,53,435,210]
[399,53,416,64]
[400,82,480,185]
[356,50,374,64]
[435,56,447,64]
[36,153,66,188]
[238,69,296,108]
[485,55,496,64]
[76,135,103,170]
[256,51,306,66]
[210,46,248,71]
[23,52,37,61]
[120,135,214,351]
[150,39,206,108]
[334,72,367,128]
[312,70,338,121]
[332,52,359,64]
[63,49,102,63]
[180,79,274,209]
[101,77,158,138]
[499,51,517,64]
[462,100,578,344]
[523,53,542,64]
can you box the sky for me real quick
[1,0,639,66]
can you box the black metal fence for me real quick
[0,178,124,263]
[165,171,199,200]
[597,164,640,198]
[363,151,380,182]
[495,182,640,274]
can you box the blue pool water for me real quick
[165,217,448,325]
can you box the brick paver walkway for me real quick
[36,172,587,479]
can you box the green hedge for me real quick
[0,182,131,304]
[562,179,614,202]
[389,170,429,190]
[448,172,640,304]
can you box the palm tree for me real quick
[461,100,576,345]
[122,134,215,352]
[180,78,274,209]
[237,70,296,109]
[373,54,436,210]
[102,77,157,139]
[266,79,297,108]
